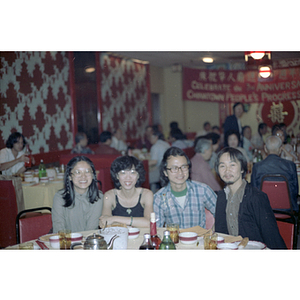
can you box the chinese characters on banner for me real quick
[182,67,300,103]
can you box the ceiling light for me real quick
[85,66,95,73]
[259,65,272,79]
[202,57,213,63]
[250,51,265,60]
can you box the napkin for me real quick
[223,235,243,243]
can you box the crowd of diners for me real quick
[1,102,299,249]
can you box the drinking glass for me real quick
[58,229,71,250]
[166,223,179,244]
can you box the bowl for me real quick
[40,177,49,183]
[49,235,60,248]
[71,232,83,243]
[128,227,140,239]
[24,175,33,182]
[57,173,64,179]
[217,243,238,250]
[179,232,198,244]
[217,236,225,244]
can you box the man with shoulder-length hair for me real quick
[214,147,286,249]
[153,146,217,229]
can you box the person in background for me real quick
[242,126,253,162]
[135,125,153,151]
[99,156,153,228]
[204,132,221,169]
[71,132,94,154]
[279,123,291,144]
[190,138,221,192]
[214,147,286,249]
[196,121,211,138]
[0,132,34,175]
[272,125,297,161]
[52,156,103,233]
[154,147,217,229]
[251,135,299,213]
[225,129,250,162]
[223,102,244,147]
[251,122,268,150]
[93,131,121,155]
[110,127,128,153]
[169,128,193,149]
[212,125,224,148]
[148,128,170,192]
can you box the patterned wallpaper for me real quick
[0,51,73,153]
[99,53,151,140]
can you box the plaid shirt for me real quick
[153,180,217,229]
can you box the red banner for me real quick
[182,67,300,103]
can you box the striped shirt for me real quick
[153,180,217,229]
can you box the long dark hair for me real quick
[6,132,27,149]
[110,155,145,189]
[62,156,100,207]
[159,147,191,187]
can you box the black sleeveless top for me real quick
[112,189,144,217]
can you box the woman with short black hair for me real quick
[99,155,153,228]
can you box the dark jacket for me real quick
[251,154,299,212]
[215,183,287,249]
[223,115,243,147]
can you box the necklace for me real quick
[126,208,132,215]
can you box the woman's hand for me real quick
[99,215,115,228]
[18,154,29,163]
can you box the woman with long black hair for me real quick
[52,156,103,233]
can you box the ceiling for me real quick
[106,51,300,68]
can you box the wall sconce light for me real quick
[85,66,95,73]
[258,65,272,79]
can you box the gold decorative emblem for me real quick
[267,102,288,123]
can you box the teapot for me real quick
[71,233,119,250]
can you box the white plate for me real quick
[235,240,266,250]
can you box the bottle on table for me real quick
[38,159,47,178]
[150,212,161,249]
[159,230,176,250]
[252,149,258,164]
[139,233,155,250]
[257,150,263,162]
[24,144,32,168]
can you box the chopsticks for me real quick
[35,240,49,250]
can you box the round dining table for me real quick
[5,226,246,250]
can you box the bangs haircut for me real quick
[6,132,27,149]
[214,147,248,179]
[110,155,145,189]
[159,146,191,187]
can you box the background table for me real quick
[22,180,64,209]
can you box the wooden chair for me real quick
[0,180,19,248]
[260,174,298,248]
[16,207,52,244]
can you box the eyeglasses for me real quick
[276,133,284,137]
[166,164,189,173]
[118,169,138,176]
[71,169,93,178]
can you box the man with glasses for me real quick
[153,147,217,229]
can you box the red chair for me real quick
[205,208,215,230]
[276,219,294,249]
[16,207,52,244]
[260,174,298,248]
[183,147,195,160]
[0,180,19,248]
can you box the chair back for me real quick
[276,220,294,249]
[0,180,18,247]
[183,147,195,160]
[260,174,292,211]
[16,207,52,244]
[205,208,215,230]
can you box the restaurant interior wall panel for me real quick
[98,53,151,140]
[0,51,73,153]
